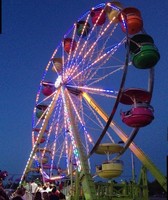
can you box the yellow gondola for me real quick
[95,143,124,154]
[106,1,123,23]
[96,160,123,178]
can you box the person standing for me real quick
[0,180,9,200]
[33,192,42,200]
[59,192,66,200]
[31,181,38,196]
[49,187,59,200]
[24,181,32,200]
[42,192,49,200]
[11,187,26,200]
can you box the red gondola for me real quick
[34,136,46,144]
[91,8,106,26]
[33,128,49,134]
[64,38,76,54]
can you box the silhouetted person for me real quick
[34,192,42,200]
[12,187,26,200]
[49,187,59,200]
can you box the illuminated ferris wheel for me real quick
[20,2,166,199]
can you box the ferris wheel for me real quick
[20,1,166,197]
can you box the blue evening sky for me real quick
[0,0,167,181]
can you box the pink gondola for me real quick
[120,88,154,127]
[42,81,55,96]
[121,105,154,127]
[34,136,46,144]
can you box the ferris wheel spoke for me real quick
[66,84,118,98]
[82,92,128,152]
[83,99,115,144]
[66,39,126,84]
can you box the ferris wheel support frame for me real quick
[20,88,61,184]
[82,92,167,192]
[63,88,97,200]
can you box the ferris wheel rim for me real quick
[20,2,157,185]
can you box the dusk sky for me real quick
[1,0,167,182]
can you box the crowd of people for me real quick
[0,180,66,200]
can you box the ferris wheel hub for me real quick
[55,75,62,88]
